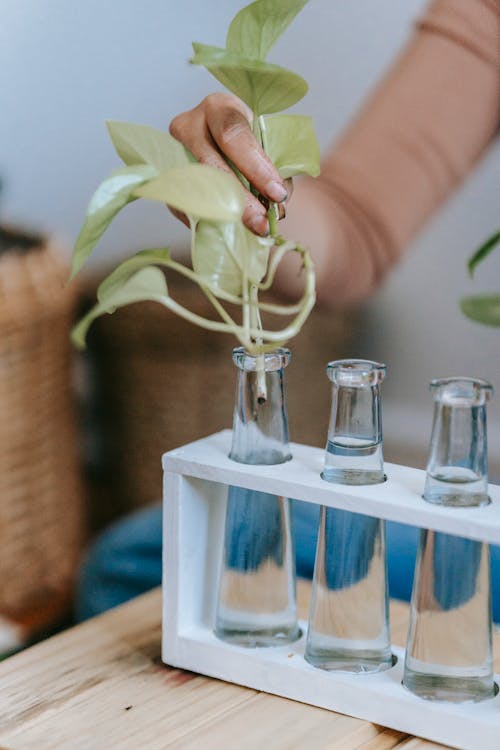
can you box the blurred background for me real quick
[1,1,499,649]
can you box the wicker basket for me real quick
[81,271,360,526]
[0,228,85,624]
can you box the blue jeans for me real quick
[75,500,500,623]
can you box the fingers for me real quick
[169,93,290,236]
[170,97,269,235]
[261,178,294,220]
[203,94,288,205]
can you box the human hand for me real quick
[169,92,290,236]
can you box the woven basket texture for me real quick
[0,233,85,620]
[81,271,359,526]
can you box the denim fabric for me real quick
[323,508,380,589]
[75,499,500,622]
[224,487,284,569]
[431,533,483,610]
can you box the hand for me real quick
[169,92,290,236]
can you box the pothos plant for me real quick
[70,0,320,400]
[461,230,500,326]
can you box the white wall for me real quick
[2,1,499,466]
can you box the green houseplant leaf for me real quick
[226,0,309,60]
[461,294,500,327]
[234,223,273,285]
[467,231,500,278]
[135,163,245,223]
[192,222,241,296]
[70,164,158,279]
[106,121,195,171]
[193,221,272,296]
[70,0,319,373]
[260,114,320,178]
[97,247,172,301]
[72,266,169,348]
[191,44,308,115]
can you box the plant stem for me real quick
[257,115,279,238]
[248,282,266,402]
[252,114,262,144]
[268,205,278,237]
[242,269,251,345]
[250,115,263,203]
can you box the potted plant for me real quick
[70,0,320,402]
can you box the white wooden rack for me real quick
[162,430,500,750]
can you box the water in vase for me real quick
[214,347,299,647]
[215,485,299,646]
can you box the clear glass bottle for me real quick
[403,377,496,702]
[214,347,300,647]
[322,359,385,486]
[305,360,392,672]
[423,377,491,507]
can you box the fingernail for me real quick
[248,213,269,236]
[266,180,288,203]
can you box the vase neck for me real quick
[322,359,386,485]
[326,359,386,446]
[229,348,291,465]
[423,377,493,506]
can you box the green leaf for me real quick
[192,222,241,296]
[70,164,158,279]
[460,294,500,327]
[192,220,272,297]
[236,223,272,285]
[260,114,320,178]
[467,231,500,277]
[226,0,309,60]
[191,43,308,115]
[106,121,195,170]
[72,267,169,348]
[97,247,171,302]
[135,163,245,222]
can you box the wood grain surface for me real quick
[0,581,491,750]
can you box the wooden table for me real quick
[0,582,465,750]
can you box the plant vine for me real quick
[70,0,320,399]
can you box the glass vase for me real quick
[422,377,491,507]
[305,360,392,672]
[214,347,300,647]
[403,377,496,702]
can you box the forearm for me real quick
[279,0,500,308]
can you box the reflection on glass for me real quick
[423,378,492,507]
[321,360,386,487]
[404,377,495,702]
[306,360,392,672]
[215,485,298,647]
[214,348,299,647]
[306,505,391,672]
[404,530,495,702]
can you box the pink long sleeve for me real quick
[281,0,500,307]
